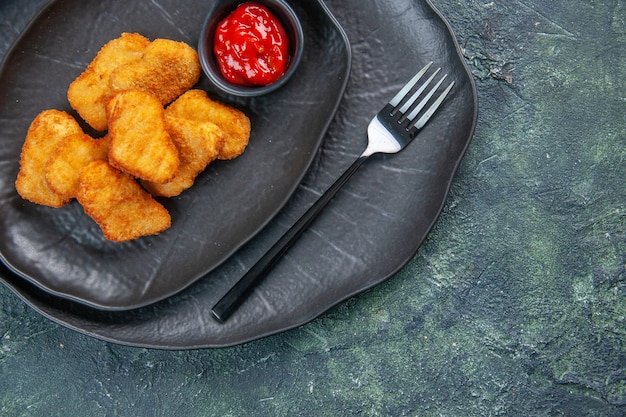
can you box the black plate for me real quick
[0,0,478,348]
[0,0,351,309]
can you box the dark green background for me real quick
[1,0,624,415]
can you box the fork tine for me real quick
[398,68,446,119]
[405,73,448,121]
[410,80,455,130]
[388,61,433,107]
[397,68,441,115]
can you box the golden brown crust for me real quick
[67,33,150,131]
[44,133,109,202]
[165,89,251,160]
[107,90,180,183]
[109,38,201,106]
[142,117,225,197]
[16,33,250,242]
[15,110,84,207]
[76,160,171,242]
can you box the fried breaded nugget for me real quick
[15,110,84,207]
[109,38,201,106]
[67,33,150,131]
[142,117,225,197]
[165,89,251,160]
[76,160,171,242]
[107,90,180,183]
[44,133,109,202]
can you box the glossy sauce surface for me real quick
[214,2,289,86]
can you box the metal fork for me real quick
[212,62,455,322]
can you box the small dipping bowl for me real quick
[198,0,304,97]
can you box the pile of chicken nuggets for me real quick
[15,33,251,242]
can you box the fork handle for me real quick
[212,155,369,322]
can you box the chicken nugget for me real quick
[15,109,84,207]
[109,38,201,106]
[165,89,251,160]
[107,90,180,183]
[76,160,171,242]
[142,117,224,197]
[67,33,150,131]
[44,133,109,202]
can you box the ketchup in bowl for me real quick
[213,2,290,86]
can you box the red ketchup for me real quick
[214,2,290,86]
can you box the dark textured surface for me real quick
[1,0,625,415]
